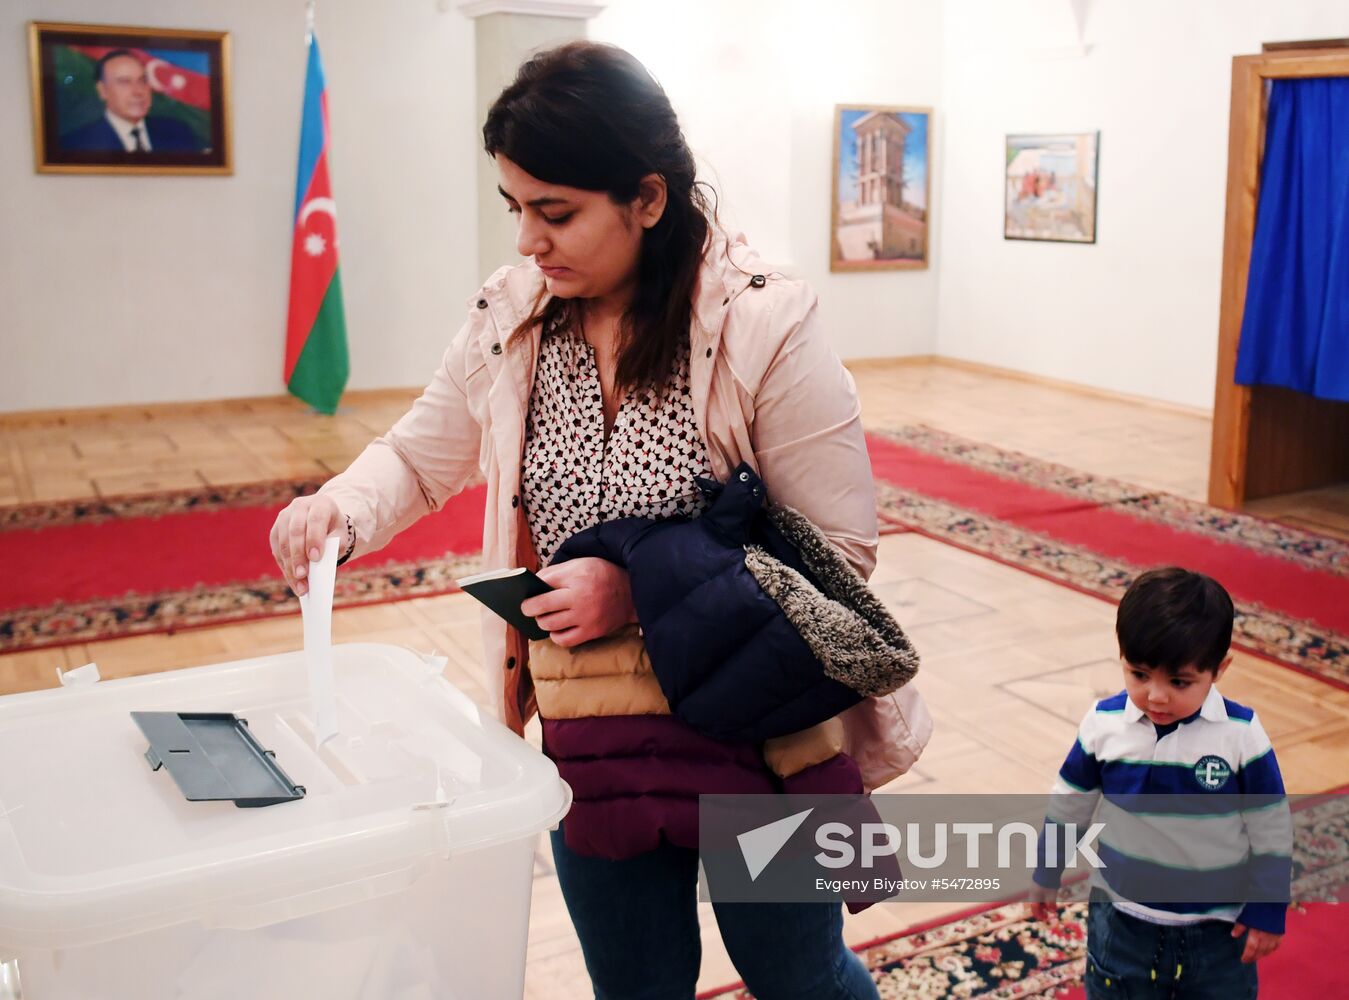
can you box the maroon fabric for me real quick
[545,715,772,858]
[560,754,779,801]
[545,714,891,912]
[544,713,767,765]
[544,715,867,859]
[559,795,702,858]
[783,755,899,913]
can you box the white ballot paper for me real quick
[298,534,340,745]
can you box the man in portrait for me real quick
[59,49,203,153]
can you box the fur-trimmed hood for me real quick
[747,503,919,697]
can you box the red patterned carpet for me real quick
[0,479,485,651]
[2,426,1346,679]
[698,790,1349,999]
[867,426,1349,690]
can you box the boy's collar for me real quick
[1122,686,1228,724]
[1199,686,1229,721]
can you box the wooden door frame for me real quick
[1209,50,1349,508]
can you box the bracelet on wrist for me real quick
[337,513,356,565]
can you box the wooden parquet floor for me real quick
[2,359,1346,998]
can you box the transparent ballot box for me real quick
[0,644,570,999]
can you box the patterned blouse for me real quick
[522,319,713,565]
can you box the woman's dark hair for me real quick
[1116,567,1234,674]
[482,42,713,394]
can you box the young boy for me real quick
[1029,567,1289,999]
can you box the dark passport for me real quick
[455,567,554,641]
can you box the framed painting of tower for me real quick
[831,105,931,271]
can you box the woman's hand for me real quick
[522,558,637,648]
[269,494,343,597]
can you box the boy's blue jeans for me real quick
[1086,892,1258,999]
[550,826,880,1000]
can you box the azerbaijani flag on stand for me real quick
[284,34,348,414]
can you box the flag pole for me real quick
[286,0,350,414]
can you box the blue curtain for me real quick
[1234,77,1349,402]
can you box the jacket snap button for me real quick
[476,298,488,309]
[750,274,766,288]
[506,656,516,670]
[491,343,503,355]
[705,347,712,358]
[738,471,750,482]
[511,494,519,508]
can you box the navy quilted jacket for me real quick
[552,464,880,743]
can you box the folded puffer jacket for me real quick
[550,463,921,743]
[535,473,919,908]
[533,629,862,854]
[532,631,900,911]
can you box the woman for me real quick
[271,41,927,1000]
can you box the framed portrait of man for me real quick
[28,21,232,175]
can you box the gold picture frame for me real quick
[28,21,232,175]
[830,104,932,271]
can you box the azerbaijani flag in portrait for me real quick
[284,34,349,414]
[57,44,213,147]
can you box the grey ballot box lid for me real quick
[131,711,306,808]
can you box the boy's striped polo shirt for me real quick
[1034,686,1290,933]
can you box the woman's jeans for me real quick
[550,826,880,1000]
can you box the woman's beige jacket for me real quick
[318,234,931,790]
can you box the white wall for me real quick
[14,1,1343,414]
[591,0,944,361]
[936,0,1349,409]
[0,0,477,413]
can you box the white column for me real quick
[456,1,607,281]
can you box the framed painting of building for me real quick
[28,21,232,175]
[1004,132,1098,243]
[831,105,931,271]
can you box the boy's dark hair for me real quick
[1116,567,1234,674]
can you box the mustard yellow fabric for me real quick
[764,718,845,779]
[530,630,672,719]
[532,631,850,780]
